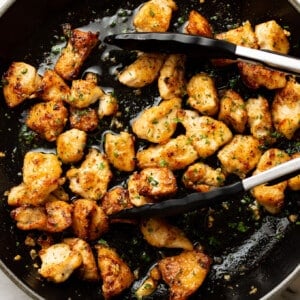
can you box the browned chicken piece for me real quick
[45,200,73,233]
[132,98,181,144]
[185,10,213,37]
[272,78,300,139]
[45,186,70,203]
[135,167,177,197]
[95,243,134,299]
[186,73,219,116]
[251,148,290,214]
[11,206,47,231]
[127,173,154,207]
[133,0,177,32]
[140,218,193,250]
[214,21,258,66]
[101,186,133,216]
[54,29,99,81]
[72,199,109,241]
[69,106,99,132]
[237,61,287,90]
[288,153,300,191]
[178,110,232,159]
[118,53,166,88]
[26,100,68,142]
[56,128,87,164]
[182,162,225,192]
[158,249,211,300]
[158,54,186,100]
[38,243,82,283]
[63,238,99,281]
[8,183,41,207]
[3,62,41,107]
[255,20,290,54]
[246,96,276,145]
[98,92,119,119]
[38,69,70,102]
[217,135,262,178]
[218,89,247,133]
[66,79,104,108]
[137,135,199,170]
[67,148,112,201]
[104,131,136,172]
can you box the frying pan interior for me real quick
[0,0,299,299]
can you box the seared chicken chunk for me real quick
[101,186,133,216]
[246,96,275,145]
[255,20,290,54]
[158,54,186,100]
[251,148,290,214]
[3,62,41,107]
[218,89,247,133]
[38,69,70,102]
[137,135,199,170]
[38,243,82,283]
[26,100,68,142]
[158,249,211,300]
[69,107,98,132]
[182,162,225,192]
[104,131,136,172]
[118,53,166,88]
[178,110,232,159]
[238,61,287,90]
[217,135,262,178]
[67,148,112,201]
[66,79,104,108]
[185,10,213,37]
[272,78,300,139]
[135,167,177,197]
[288,153,300,191]
[54,29,99,81]
[187,73,219,116]
[56,129,87,164]
[140,218,193,250]
[98,92,118,119]
[63,238,99,281]
[72,199,109,241]
[133,0,177,32]
[132,98,181,144]
[96,244,134,299]
[8,183,42,207]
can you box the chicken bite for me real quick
[54,29,99,81]
[288,153,300,191]
[3,62,41,107]
[69,107,99,132]
[251,148,290,214]
[63,238,99,281]
[158,249,211,300]
[118,53,166,88]
[186,73,219,116]
[133,0,177,32]
[67,148,112,200]
[246,96,275,145]
[104,131,136,172]
[140,218,193,250]
[95,243,134,299]
[26,100,68,142]
[272,78,300,139]
[132,98,181,144]
[217,135,262,178]
[56,128,87,164]
[98,92,118,119]
[38,243,82,283]
[158,54,186,100]
[182,162,225,192]
[137,135,199,170]
[178,110,232,159]
[185,10,213,37]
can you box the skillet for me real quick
[0,0,299,299]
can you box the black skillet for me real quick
[0,0,299,299]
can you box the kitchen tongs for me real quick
[111,158,300,219]
[105,32,300,75]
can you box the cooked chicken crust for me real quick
[69,107,99,132]
[98,92,119,119]
[185,10,213,37]
[288,153,300,191]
